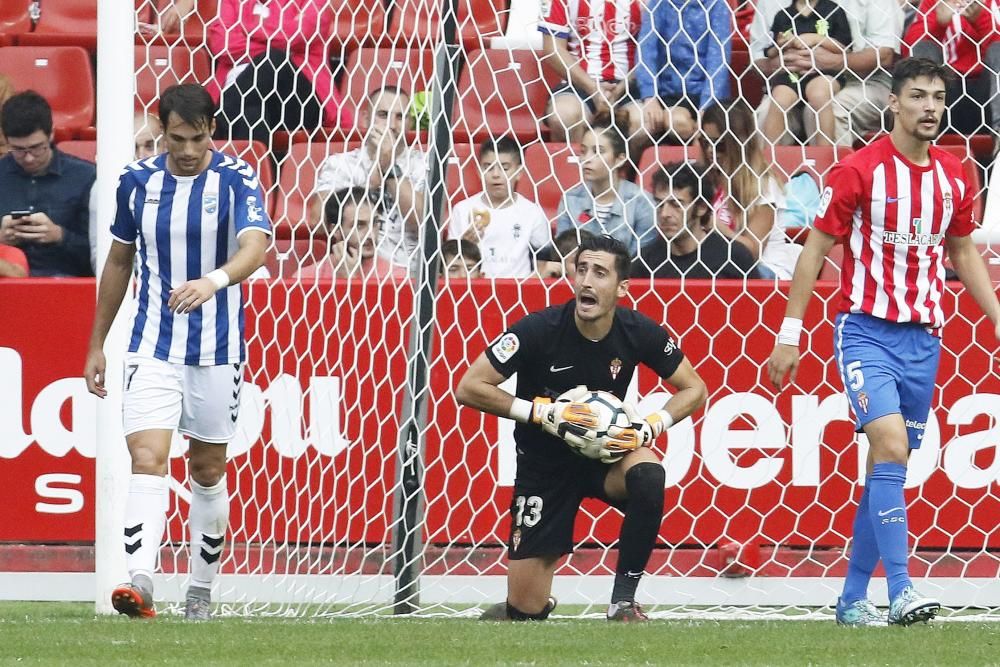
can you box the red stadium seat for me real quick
[266,237,329,278]
[818,241,843,281]
[339,48,437,116]
[730,47,764,108]
[768,145,853,185]
[330,0,387,49]
[272,139,362,238]
[16,0,98,51]
[135,44,212,111]
[637,145,702,191]
[445,141,584,224]
[0,46,95,134]
[215,139,276,195]
[57,140,97,163]
[0,3,31,45]
[454,49,557,143]
[386,0,508,48]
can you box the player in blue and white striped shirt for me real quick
[84,84,271,621]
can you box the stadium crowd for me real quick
[0,0,997,281]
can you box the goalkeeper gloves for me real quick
[530,386,601,444]
[604,404,674,454]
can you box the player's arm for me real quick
[657,358,708,426]
[167,228,269,314]
[946,233,1000,341]
[84,240,137,398]
[767,227,838,389]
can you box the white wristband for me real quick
[777,317,803,347]
[205,268,230,291]
[648,409,674,437]
[509,398,533,424]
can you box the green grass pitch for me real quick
[1,603,998,666]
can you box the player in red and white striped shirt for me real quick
[539,0,642,143]
[769,58,1000,627]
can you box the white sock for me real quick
[124,474,169,586]
[189,475,229,591]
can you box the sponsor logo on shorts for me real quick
[609,357,622,381]
[905,419,926,430]
[491,333,520,363]
[857,391,869,414]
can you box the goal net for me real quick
[123,0,1000,618]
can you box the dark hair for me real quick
[586,119,627,159]
[442,238,481,263]
[478,135,522,165]
[576,233,630,280]
[553,228,594,256]
[1,91,52,139]
[367,85,410,106]
[891,57,953,95]
[158,83,216,131]
[652,160,714,204]
[323,186,371,229]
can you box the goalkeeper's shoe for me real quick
[606,600,648,622]
[184,587,212,621]
[478,597,557,621]
[111,582,155,619]
[888,587,940,626]
[835,597,883,627]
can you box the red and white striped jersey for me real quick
[813,137,976,328]
[538,0,641,82]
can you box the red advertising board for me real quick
[1,279,997,554]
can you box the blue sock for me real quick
[867,462,911,601]
[841,484,879,605]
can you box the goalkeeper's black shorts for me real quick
[507,450,627,560]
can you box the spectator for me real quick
[632,161,758,278]
[699,100,800,278]
[296,186,406,280]
[447,137,550,278]
[154,0,196,33]
[0,244,28,278]
[308,86,427,273]
[442,239,483,280]
[536,228,594,279]
[0,92,94,277]
[904,0,1000,136]
[761,0,854,145]
[538,0,643,144]
[208,0,351,140]
[0,74,13,157]
[635,0,733,145]
[750,0,904,145]
[134,112,161,160]
[555,121,656,257]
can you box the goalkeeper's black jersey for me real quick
[484,299,684,458]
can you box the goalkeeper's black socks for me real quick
[612,462,666,604]
[506,598,556,621]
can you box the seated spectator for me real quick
[0,74,13,157]
[635,0,733,146]
[539,0,643,144]
[0,92,95,277]
[904,0,999,136]
[447,137,550,278]
[153,0,196,33]
[208,0,351,140]
[632,161,758,278]
[555,121,656,257]
[309,86,426,273]
[750,0,904,145]
[537,228,596,278]
[134,112,161,160]
[0,244,28,278]
[761,0,854,145]
[699,100,800,278]
[296,186,406,280]
[442,239,483,280]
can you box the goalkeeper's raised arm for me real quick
[456,233,706,623]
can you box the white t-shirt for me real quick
[447,194,551,278]
[715,174,801,279]
[313,146,428,271]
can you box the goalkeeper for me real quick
[456,234,706,621]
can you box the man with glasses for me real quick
[0,91,95,276]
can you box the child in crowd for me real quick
[442,239,483,280]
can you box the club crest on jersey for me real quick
[512,528,522,553]
[857,391,869,414]
[491,332,520,363]
[609,357,622,380]
[203,193,218,215]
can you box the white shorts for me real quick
[122,354,244,444]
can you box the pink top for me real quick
[294,254,409,281]
[207,0,353,128]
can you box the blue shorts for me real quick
[833,313,940,449]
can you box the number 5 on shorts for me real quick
[514,495,543,528]
[846,360,864,391]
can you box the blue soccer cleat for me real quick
[835,597,883,627]
[888,587,941,626]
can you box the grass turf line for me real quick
[0,602,998,666]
